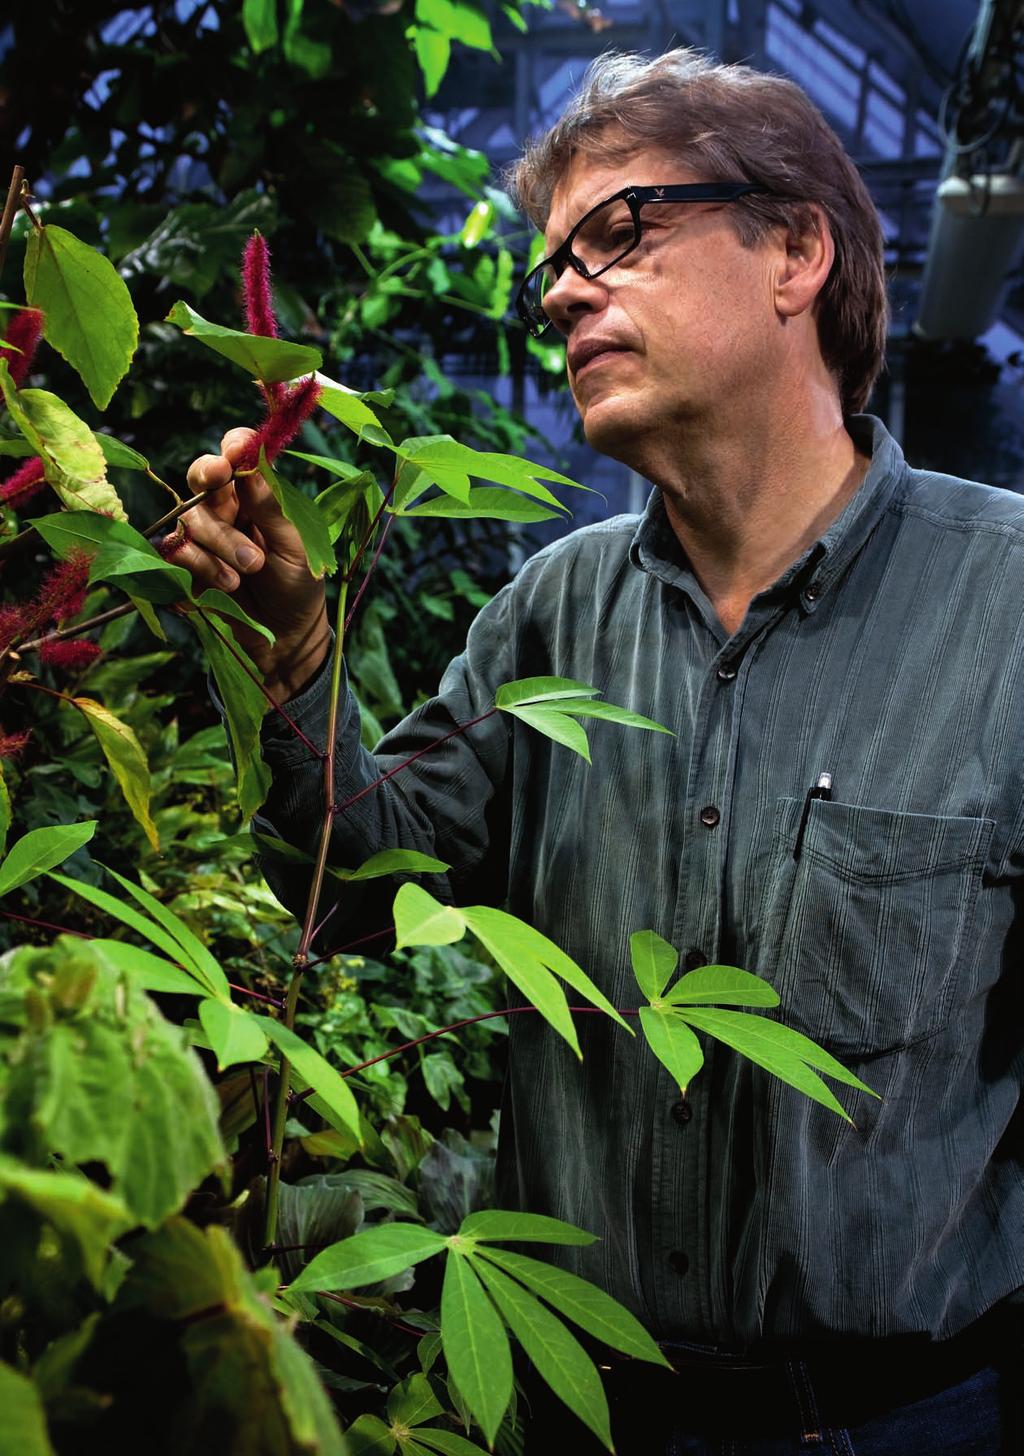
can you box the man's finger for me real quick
[186,452,235,495]
[222,426,259,461]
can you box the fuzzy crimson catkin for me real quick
[0,456,46,508]
[0,308,44,388]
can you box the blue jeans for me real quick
[523,1346,1020,1454]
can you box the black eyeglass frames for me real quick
[515,181,771,338]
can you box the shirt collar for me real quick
[627,414,906,616]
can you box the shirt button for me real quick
[805,582,821,602]
[716,663,737,681]
[699,805,720,828]
[671,1098,692,1126]
[669,1250,690,1276]
[683,949,706,972]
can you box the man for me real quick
[183,49,1023,1454]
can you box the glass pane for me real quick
[573,197,637,273]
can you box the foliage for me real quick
[0,9,879,1451]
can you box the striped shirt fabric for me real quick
[259,415,1024,1351]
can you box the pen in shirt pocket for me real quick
[794,772,833,861]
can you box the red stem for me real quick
[315,1290,426,1340]
[0,909,91,938]
[228,981,285,1009]
[305,923,395,968]
[333,709,497,816]
[343,514,394,634]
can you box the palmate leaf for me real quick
[397,486,561,523]
[393,882,467,949]
[474,1246,668,1367]
[397,436,584,509]
[638,1006,704,1095]
[411,1430,490,1456]
[506,704,592,762]
[255,1018,361,1142]
[101,865,229,1000]
[471,1257,612,1451]
[629,929,678,1000]
[24,223,139,410]
[494,677,599,708]
[315,375,387,439]
[165,300,322,381]
[72,696,158,851]
[287,1223,447,1293]
[199,999,270,1070]
[387,1372,444,1428]
[441,1251,512,1446]
[0,822,97,897]
[334,848,450,883]
[663,965,780,1008]
[194,587,275,644]
[91,940,203,997]
[0,361,126,519]
[460,1210,596,1246]
[191,616,271,819]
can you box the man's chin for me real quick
[580,396,645,466]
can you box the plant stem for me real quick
[343,514,393,633]
[17,601,135,653]
[0,909,90,939]
[145,491,205,537]
[196,609,324,760]
[0,165,25,280]
[333,709,497,817]
[263,576,349,1252]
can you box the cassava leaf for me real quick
[392,883,466,950]
[199,999,270,1070]
[256,1018,361,1141]
[663,965,780,1008]
[440,1250,511,1446]
[336,848,450,883]
[101,865,229,1000]
[48,873,209,985]
[638,1007,704,1095]
[287,1223,446,1293]
[25,224,138,409]
[504,703,591,762]
[460,1210,596,1246]
[398,487,561,523]
[91,940,204,997]
[629,929,678,1000]
[494,677,599,709]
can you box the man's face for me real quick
[542,146,783,462]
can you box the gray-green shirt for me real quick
[260,415,1024,1351]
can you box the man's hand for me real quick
[180,428,331,704]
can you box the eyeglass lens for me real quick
[522,195,639,331]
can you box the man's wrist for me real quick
[261,623,332,705]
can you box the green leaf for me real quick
[629,929,678,1000]
[387,1372,444,1427]
[0,436,35,456]
[345,1414,395,1456]
[72,696,158,851]
[243,0,279,51]
[101,865,230,1000]
[0,1361,56,1456]
[95,433,149,470]
[393,883,467,950]
[680,1008,879,1118]
[165,300,322,382]
[257,451,336,578]
[0,1155,132,1290]
[287,450,372,478]
[257,1017,361,1142]
[460,200,495,249]
[552,698,674,736]
[462,905,628,1030]
[0,361,126,519]
[471,1257,611,1450]
[458,915,580,1058]
[271,1176,364,1286]
[199,999,270,1070]
[398,487,560,523]
[25,224,139,410]
[460,1210,596,1246]
[0,821,97,897]
[505,703,591,762]
[663,965,780,1008]
[90,939,204,997]
[475,1246,669,1367]
[314,375,385,438]
[336,848,450,883]
[494,677,598,709]
[192,615,271,819]
[638,1007,704,1095]
[49,873,210,986]
[287,1223,447,1293]
[399,437,583,508]
[194,587,276,644]
[441,1251,511,1445]
[411,1431,490,1456]
[413,25,451,98]
[34,512,191,604]
[0,763,10,859]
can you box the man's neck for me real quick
[648,402,871,638]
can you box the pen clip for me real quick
[794,772,833,861]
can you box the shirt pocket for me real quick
[756,797,995,1057]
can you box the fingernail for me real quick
[236,545,260,569]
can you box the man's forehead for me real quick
[544,146,701,249]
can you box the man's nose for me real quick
[542,261,610,334]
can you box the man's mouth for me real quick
[570,342,631,378]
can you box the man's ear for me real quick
[774,204,834,318]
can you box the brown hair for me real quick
[506,49,888,415]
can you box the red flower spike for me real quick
[236,376,322,472]
[33,550,93,626]
[242,233,278,340]
[154,520,191,559]
[0,308,45,388]
[0,456,47,508]
[0,730,30,759]
[39,639,102,671]
[0,604,27,652]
